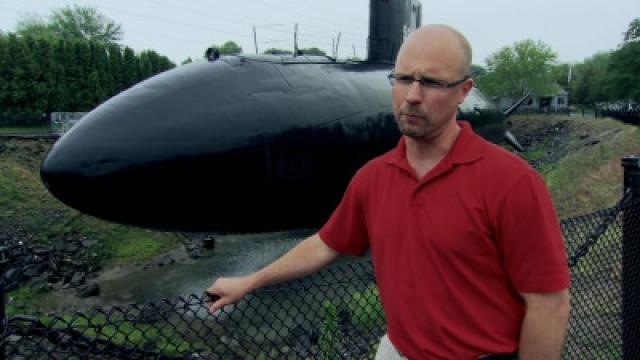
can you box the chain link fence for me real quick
[3,194,640,359]
[600,108,640,125]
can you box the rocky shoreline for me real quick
[0,223,216,314]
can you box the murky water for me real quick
[97,229,316,304]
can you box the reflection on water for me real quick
[97,229,315,303]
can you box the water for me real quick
[97,229,315,304]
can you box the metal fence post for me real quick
[622,156,640,359]
[0,246,8,360]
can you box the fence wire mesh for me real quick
[3,196,640,359]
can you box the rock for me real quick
[77,283,100,298]
[70,260,86,270]
[32,246,52,257]
[202,236,215,250]
[8,301,25,311]
[81,239,99,248]
[23,267,42,279]
[32,281,49,292]
[4,268,23,284]
[70,272,86,287]
[47,273,62,283]
[65,244,79,254]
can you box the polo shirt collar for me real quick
[386,120,485,168]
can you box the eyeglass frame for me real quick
[387,71,471,89]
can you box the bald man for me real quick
[207,25,570,359]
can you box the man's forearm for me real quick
[248,233,339,289]
[518,290,571,360]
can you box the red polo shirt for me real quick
[319,121,570,359]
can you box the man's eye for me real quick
[419,78,443,88]
[396,76,414,84]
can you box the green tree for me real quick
[551,63,571,90]
[207,41,242,56]
[51,39,70,110]
[28,38,55,114]
[181,57,193,65]
[122,46,139,89]
[476,39,558,98]
[6,34,34,112]
[71,40,93,110]
[15,13,57,41]
[572,52,612,105]
[143,50,172,74]
[49,5,123,44]
[624,18,640,42]
[608,41,640,101]
[154,53,175,73]
[470,64,486,78]
[0,35,9,112]
[263,48,293,55]
[89,41,110,105]
[107,44,124,94]
[138,50,154,80]
[299,47,326,56]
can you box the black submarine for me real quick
[40,0,520,232]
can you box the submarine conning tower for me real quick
[368,0,422,63]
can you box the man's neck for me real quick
[404,121,461,179]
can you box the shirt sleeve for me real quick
[495,170,571,293]
[318,168,370,257]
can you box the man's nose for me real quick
[405,81,423,103]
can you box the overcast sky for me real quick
[0,0,637,65]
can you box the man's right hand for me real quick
[204,233,339,315]
[206,275,257,314]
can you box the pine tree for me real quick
[138,50,153,81]
[107,44,123,95]
[0,35,9,116]
[122,46,138,90]
[6,35,33,114]
[52,39,70,111]
[73,40,92,110]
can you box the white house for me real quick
[498,84,569,113]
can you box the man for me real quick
[207,25,571,359]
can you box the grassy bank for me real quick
[0,138,183,266]
[0,125,52,135]
[514,114,640,218]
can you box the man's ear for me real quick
[459,78,474,104]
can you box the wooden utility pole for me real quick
[294,23,299,56]
[253,26,258,54]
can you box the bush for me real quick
[348,285,385,332]
[0,112,48,127]
[318,301,343,360]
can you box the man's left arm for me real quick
[518,289,571,360]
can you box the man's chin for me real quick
[397,123,425,138]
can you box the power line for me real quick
[1,0,369,59]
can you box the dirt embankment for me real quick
[508,113,638,218]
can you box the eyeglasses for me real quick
[387,72,470,89]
